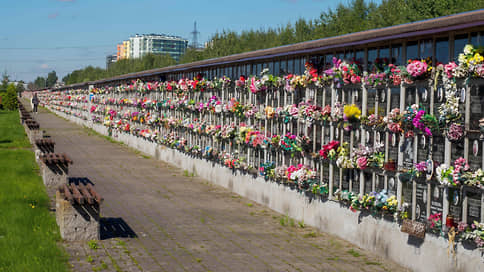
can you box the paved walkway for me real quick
[34,107,407,272]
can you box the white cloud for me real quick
[48,12,60,19]
[41,64,49,69]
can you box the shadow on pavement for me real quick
[100,217,137,240]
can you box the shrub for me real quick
[2,84,18,111]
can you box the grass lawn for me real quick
[0,111,30,149]
[0,110,68,271]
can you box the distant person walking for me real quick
[32,93,39,113]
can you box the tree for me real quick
[0,72,9,94]
[33,76,46,89]
[15,80,25,94]
[46,71,58,87]
[2,83,18,110]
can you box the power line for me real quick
[1,57,102,62]
[0,45,113,50]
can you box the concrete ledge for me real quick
[49,108,484,272]
[41,161,68,197]
[56,191,100,241]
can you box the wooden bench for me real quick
[35,138,55,154]
[24,119,43,143]
[56,182,103,241]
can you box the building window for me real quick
[367,48,378,72]
[391,44,402,65]
[280,59,287,75]
[406,41,419,61]
[454,34,469,61]
[420,39,433,60]
[274,60,281,76]
[325,54,333,70]
[287,59,294,74]
[294,58,301,75]
[379,47,390,64]
[435,37,449,65]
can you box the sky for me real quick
[0,0,354,83]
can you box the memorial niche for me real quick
[334,168,341,190]
[364,172,373,193]
[417,135,429,163]
[351,169,360,194]
[341,169,350,191]
[390,88,400,110]
[415,183,428,223]
[448,188,462,223]
[402,181,414,219]
[469,136,481,170]
[470,84,484,130]
[466,190,482,223]
[418,86,430,111]
[432,136,445,165]
[367,89,376,116]
[430,184,444,216]
[401,137,414,169]
[451,141,465,163]
[376,174,385,191]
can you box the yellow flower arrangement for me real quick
[265,106,275,118]
[343,104,361,120]
[469,53,484,65]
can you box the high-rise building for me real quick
[128,34,188,62]
[106,54,117,69]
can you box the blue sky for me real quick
[1,0,359,82]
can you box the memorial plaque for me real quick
[343,132,351,148]
[334,168,340,189]
[402,138,414,169]
[351,170,360,194]
[405,87,416,106]
[432,136,445,165]
[417,137,429,162]
[448,188,462,223]
[469,139,481,170]
[470,86,484,130]
[388,176,397,196]
[325,90,332,107]
[451,142,465,163]
[467,191,482,223]
[341,169,350,191]
[364,172,373,193]
[415,183,428,223]
[388,144,398,165]
[430,184,443,215]
[367,89,376,115]
[322,163,329,183]
[376,174,385,191]
[390,88,400,110]
[402,182,413,218]
[418,86,430,110]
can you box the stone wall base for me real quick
[51,109,484,272]
[56,191,100,241]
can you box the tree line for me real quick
[62,54,175,85]
[30,71,58,90]
[38,0,484,86]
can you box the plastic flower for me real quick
[356,156,368,169]
[406,60,428,78]
[343,104,361,120]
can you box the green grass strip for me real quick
[0,111,30,149]
[0,110,68,272]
